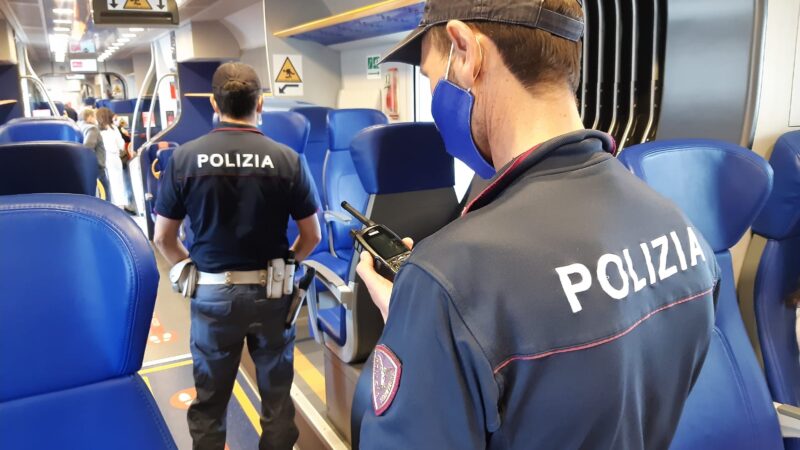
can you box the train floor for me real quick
[135,217,346,450]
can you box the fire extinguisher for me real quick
[384,68,400,120]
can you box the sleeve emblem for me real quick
[372,344,402,416]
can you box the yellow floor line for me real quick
[139,358,193,375]
[233,380,262,435]
[141,375,153,393]
[294,348,326,404]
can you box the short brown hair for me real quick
[428,0,583,92]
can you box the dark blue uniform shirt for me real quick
[358,130,719,449]
[155,122,318,273]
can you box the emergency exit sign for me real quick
[367,55,380,79]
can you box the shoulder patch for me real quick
[373,344,402,416]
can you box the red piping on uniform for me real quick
[462,145,541,216]
[492,287,714,374]
[212,127,264,136]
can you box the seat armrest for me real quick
[323,210,352,224]
[301,260,354,309]
[776,402,800,438]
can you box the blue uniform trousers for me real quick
[188,284,298,450]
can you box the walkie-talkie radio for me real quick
[341,201,411,278]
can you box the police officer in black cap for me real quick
[154,62,321,450]
[354,0,720,448]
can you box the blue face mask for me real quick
[430,44,496,179]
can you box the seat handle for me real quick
[324,210,352,224]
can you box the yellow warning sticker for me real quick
[275,57,302,83]
[123,0,152,10]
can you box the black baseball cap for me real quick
[211,62,261,96]
[381,0,585,65]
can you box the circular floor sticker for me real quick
[169,387,197,410]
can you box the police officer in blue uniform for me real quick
[354,1,720,448]
[153,62,322,450]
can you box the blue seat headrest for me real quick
[0,117,83,144]
[752,131,800,240]
[618,139,773,252]
[0,142,98,195]
[0,194,159,402]
[291,107,332,143]
[260,111,311,154]
[351,123,455,194]
[108,99,135,114]
[327,109,387,151]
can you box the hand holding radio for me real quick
[341,201,413,323]
[357,238,414,323]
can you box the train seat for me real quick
[749,131,800,450]
[290,106,332,205]
[0,117,83,144]
[0,142,97,195]
[259,111,329,256]
[324,109,387,261]
[304,122,459,363]
[107,99,135,115]
[140,141,179,240]
[619,140,783,450]
[0,194,175,449]
[31,101,65,116]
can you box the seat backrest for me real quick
[260,111,310,153]
[619,140,781,450]
[141,141,179,215]
[108,99,134,114]
[0,194,159,402]
[330,123,459,363]
[291,107,332,206]
[259,111,327,252]
[0,142,98,195]
[0,117,83,144]
[751,131,800,412]
[325,109,387,258]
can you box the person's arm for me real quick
[358,264,499,449]
[288,157,322,259]
[291,213,321,262]
[356,238,414,322]
[83,126,99,149]
[153,153,188,266]
[154,216,189,265]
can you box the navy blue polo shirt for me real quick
[156,122,318,272]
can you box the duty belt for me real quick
[195,257,296,299]
[197,270,268,286]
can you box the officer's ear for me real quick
[209,96,221,115]
[445,20,483,91]
[256,95,264,114]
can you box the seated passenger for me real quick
[64,102,78,122]
[77,108,109,198]
[355,1,720,449]
[152,62,321,450]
